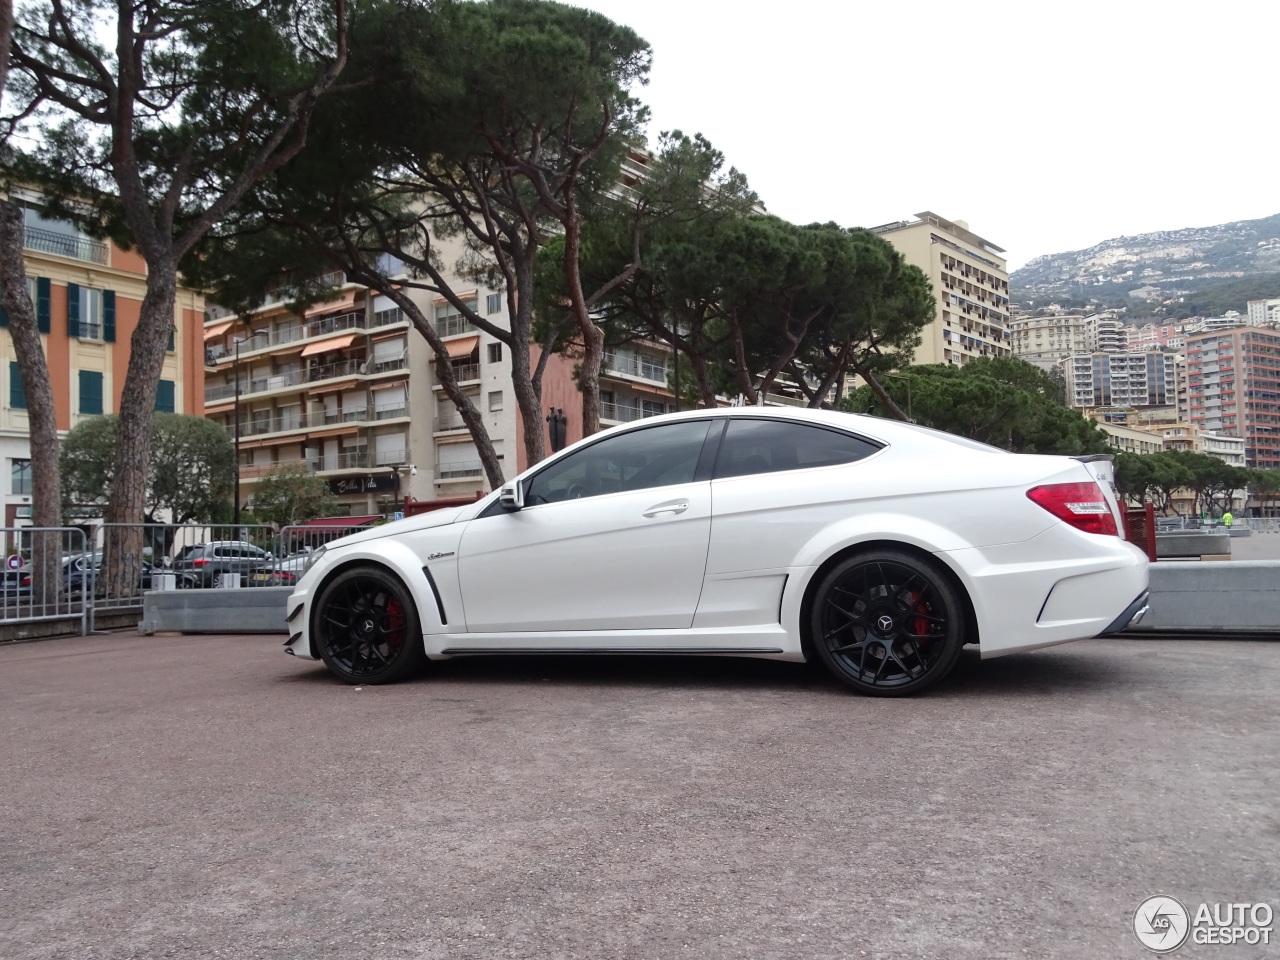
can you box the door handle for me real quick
[643,500,689,518]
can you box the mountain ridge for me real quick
[1011,213,1280,315]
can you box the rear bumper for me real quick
[1096,591,1150,636]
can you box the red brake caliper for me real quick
[385,598,406,649]
[909,590,932,646]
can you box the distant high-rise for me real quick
[871,212,1010,366]
[1185,327,1280,469]
[1247,297,1280,326]
[1064,352,1180,409]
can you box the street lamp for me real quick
[233,330,270,527]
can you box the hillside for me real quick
[1011,213,1280,318]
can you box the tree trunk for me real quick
[0,201,62,606]
[853,362,913,423]
[103,263,178,596]
[562,207,603,436]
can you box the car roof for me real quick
[577,406,1010,455]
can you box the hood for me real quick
[322,505,467,549]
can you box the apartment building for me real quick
[205,262,679,517]
[1,192,204,528]
[1063,352,1181,410]
[1159,423,1247,466]
[1184,327,1280,469]
[1247,298,1280,326]
[871,212,1011,366]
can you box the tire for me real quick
[809,548,966,697]
[313,565,425,685]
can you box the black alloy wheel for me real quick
[314,565,425,684]
[810,549,965,697]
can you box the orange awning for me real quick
[304,295,358,318]
[305,426,359,441]
[307,381,351,396]
[203,320,233,341]
[300,334,356,357]
[443,336,479,359]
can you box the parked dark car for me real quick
[0,554,154,600]
[173,541,273,588]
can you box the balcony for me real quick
[231,413,310,438]
[305,310,366,340]
[372,307,405,328]
[435,411,469,432]
[437,460,484,480]
[435,315,476,338]
[24,226,109,265]
[369,355,408,375]
[308,451,371,472]
[374,447,406,467]
[206,369,307,403]
[374,401,408,420]
[432,362,479,386]
[308,359,363,383]
[600,400,645,423]
[603,352,667,384]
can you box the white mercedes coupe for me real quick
[284,408,1149,696]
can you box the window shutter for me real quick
[67,282,81,338]
[0,304,7,327]
[155,379,175,413]
[103,289,116,342]
[78,370,103,415]
[9,362,26,409]
[167,323,175,352]
[36,278,51,334]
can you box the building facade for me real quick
[1,192,205,528]
[871,212,1011,366]
[1184,327,1280,469]
[1246,298,1280,326]
[1063,352,1180,410]
[204,256,679,517]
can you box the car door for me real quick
[698,417,884,625]
[458,419,717,634]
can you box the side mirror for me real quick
[499,481,525,511]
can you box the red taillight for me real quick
[21,575,31,587]
[1027,482,1119,536]
[192,558,209,567]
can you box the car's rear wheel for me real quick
[810,549,965,697]
[314,565,425,684]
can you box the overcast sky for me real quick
[572,0,1280,271]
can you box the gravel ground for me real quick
[1,632,1276,960]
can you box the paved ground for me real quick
[1218,531,1280,561]
[1,633,1276,960]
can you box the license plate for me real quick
[253,572,273,582]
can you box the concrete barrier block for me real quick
[1155,532,1231,559]
[141,587,289,634]
[1132,561,1280,632]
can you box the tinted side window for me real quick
[525,420,712,505]
[715,419,881,479]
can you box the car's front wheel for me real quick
[314,565,425,684]
[810,549,965,697]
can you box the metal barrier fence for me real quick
[0,526,90,634]
[1152,515,1280,534]
[1,521,383,635]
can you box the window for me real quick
[486,293,502,314]
[9,362,26,409]
[487,342,502,364]
[155,379,175,413]
[488,390,503,412]
[78,370,104,415]
[714,419,882,479]
[524,420,711,505]
[68,285,108,341]
[434,300,477,337]
[0,277,50,333]
[11,459,32,495]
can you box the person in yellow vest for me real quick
[1223,511,1234,528]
